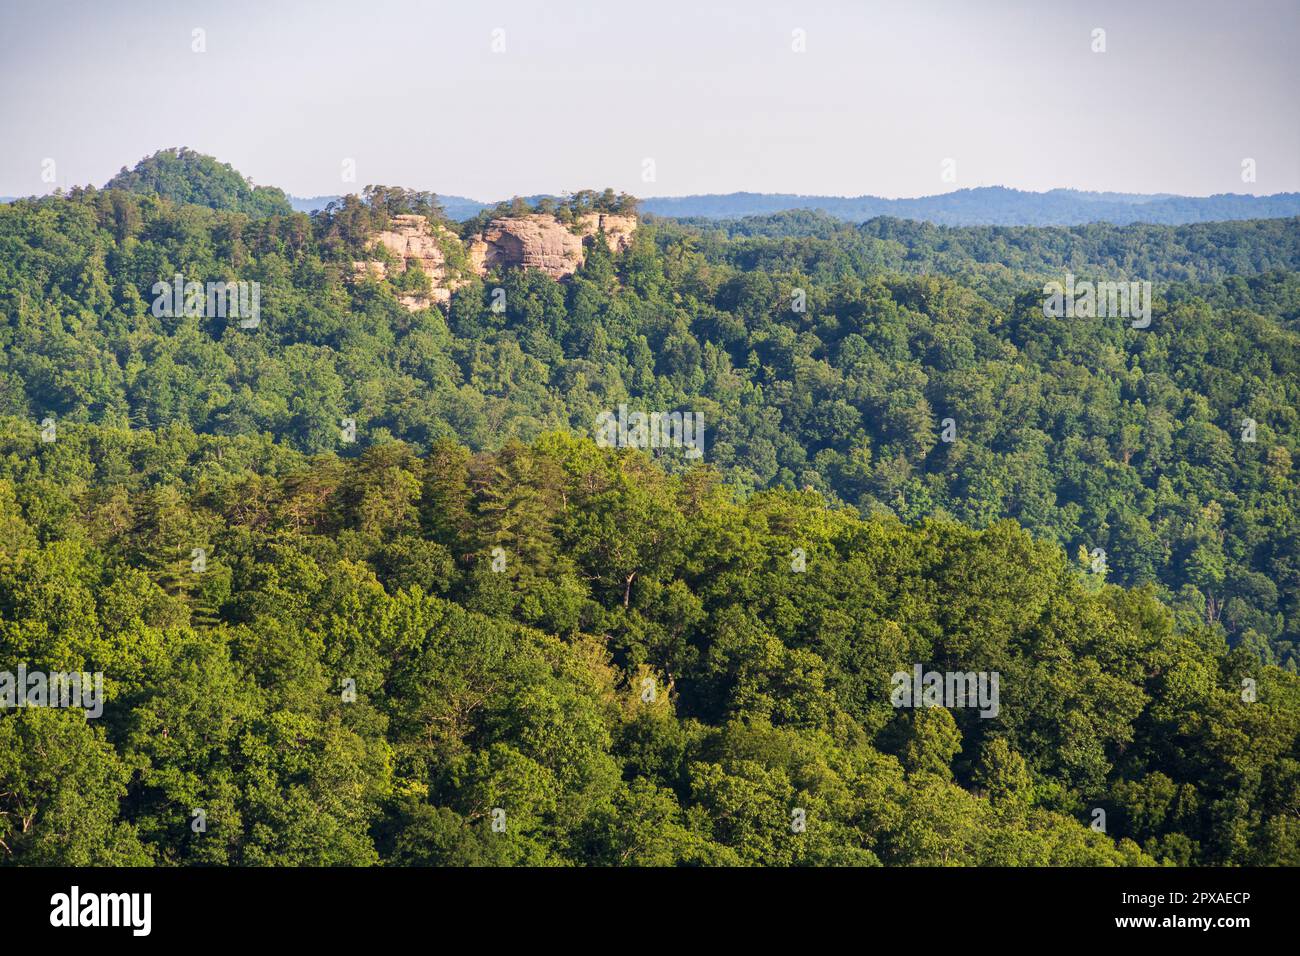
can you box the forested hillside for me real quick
[0,425,1295,865]
[0,159,1298,866]
[103,148,295,219]
[2,182,1297,669]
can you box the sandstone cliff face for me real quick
[577,212,637,254]
[353,210,637,311]
[468,212,638,280]
[467,214,584,280]
[352,213,464,310]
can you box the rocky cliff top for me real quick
[352,210,637,310]
[468,212,638,280]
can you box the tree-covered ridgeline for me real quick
[103,148,296,219]
[0,425,1295,865]
[2,180,1297,669]
[0,154,1298,867]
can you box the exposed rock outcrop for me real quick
[468,212,638,280]
[577,212,637,254]
[352,209,637,311]
[352,213,465,310]
[467,214,584,280]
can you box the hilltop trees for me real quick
[105,148,295,218]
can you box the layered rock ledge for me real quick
[353,210,637,310]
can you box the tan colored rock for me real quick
[576,212,637,253]
[467,212,638,279]
[351,213,463,310]
[398,290,447,309]
[351,209,639,307]
[468,214,584,279]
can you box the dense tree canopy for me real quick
[0,427,1294,865]
[104,148,296,219]
[1,186,1296,669]
[0,170,1297,865]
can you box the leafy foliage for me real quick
[105,148,295,218]
[0,161,1297,866]
[1,428,1293,866]
[0,186,1296,668]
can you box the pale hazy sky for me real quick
[1,0,1297,199]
